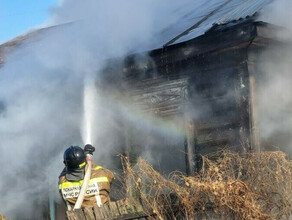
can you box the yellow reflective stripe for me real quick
[90,177,108,183]
[79,162,86,168]
[59,181,82,189]
[59,177,108,189]
[94,166,102,170]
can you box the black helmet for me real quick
[63,146,86,170]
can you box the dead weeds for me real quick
[121,151,292,220]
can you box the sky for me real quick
[0,0,59,44]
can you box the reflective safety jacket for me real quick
[59,162,114,208]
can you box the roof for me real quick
[215,0,273,25]
[144,0,274,51]
[0,0,275,54]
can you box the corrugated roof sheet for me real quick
[215,0,273,25]
[143,0,229,50]
[2,0,275,53]
[143,0,274,50]
[167,0,246,46]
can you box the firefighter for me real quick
[58,145,114,208]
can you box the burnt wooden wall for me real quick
[116,21,275,174]
[187,48,253,155]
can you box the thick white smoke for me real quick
[256,47,292,152]
[0,0,194,219]
[260,0,292,29]
[257,0,292,153]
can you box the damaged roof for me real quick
[146,0,274,50]
[0,0,275,54]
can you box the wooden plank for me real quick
[184,120,196,175]
[103,204,112,219]
[83,207,95,220]
[114,213,150,220]
[100,205,110,219]
[94,206,104,220]
[66,210,78,220]
[75,209,86,220]
[109,201,121,218]
[129,78,188,118]
[249,69,260,152]
[247,54,260,152]
[117,199,129,215]
[196,133,231,147]
[66,200,156,220]
[195,116,238,132]
[130,78,188,93]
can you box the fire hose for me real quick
[73,154,92,210]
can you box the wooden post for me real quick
[83,207,95,220]
[66,210,78,220]
[184,120,196,175]
[247,53,260,152]
[236,62,252,153]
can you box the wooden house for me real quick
[0,0,289,175]
[98,0,291,174]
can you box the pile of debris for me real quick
[123,151,292,219]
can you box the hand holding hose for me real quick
[73,144,95,210]
[84,144,95,155]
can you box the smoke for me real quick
[256,0,292,153]
[0,0,195,219]
[256,47,292,152]
[260,0,292,29]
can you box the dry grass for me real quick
[121,151,292,220]
[0,213,7,220]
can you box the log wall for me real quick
[116,21,273,172]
